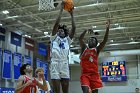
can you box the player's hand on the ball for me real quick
[25,80,32,86]
[69,6,74,12]
[61,1,64,8]
[68,9,73,14]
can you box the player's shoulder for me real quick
[18,75,24,79]
[17,75,26,81]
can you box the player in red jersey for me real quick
[15,63,48,93]
[79,20,110,93]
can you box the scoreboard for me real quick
[101,61,127,82]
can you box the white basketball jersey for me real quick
[36,80,51,93]
[50,34,72,61]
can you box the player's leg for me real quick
[61,79,69,93]
[60,61,70,93]
[50,62,60,93]
[81,86,90,93]
[52,79,61,93]
[80,74,91,93]
[90,74,102,93]
[92,89,98,93]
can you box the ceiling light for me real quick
[44,32,48,35]
[111,26,126,30]
[114,23,119,26]
[109,43,120,46]
[35,28,42,32]
[92,26,96,28]
[25,35,28,37]
[108,41,140,46]
[24,34,31,38]
[2,10,9,14]
[7,16,18,19]
[74,3,103,9]
[110,40,114,42]
[128,41,139,44]
[70,45,74,47]
[28,36,31,38]
[94,30,102,32]
[130,38,133,40]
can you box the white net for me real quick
[38,0,55,10]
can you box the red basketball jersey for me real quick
[80,48,98,74]
[21,75,37,93]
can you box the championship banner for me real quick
[36,58,48,80]
[11,32,22,46]
[25,37,35,51]
[38,43,47,56]
[0,27,6,41]
[0,87,15,93]
[2,50,12,79]
[36,58,42,67]
[0,48,2,78]
[14,52,22,79]
[24,55,32,65]
[42,62,48,80]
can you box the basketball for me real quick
[64,0,74,11]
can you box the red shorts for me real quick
[80,74,103,90]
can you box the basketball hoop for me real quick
[38,0,55,10]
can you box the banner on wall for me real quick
[36,58,48,80]
[38,43,47,56]
[14,52,22,79]
[0,48,2,78]
[11,32,22,46]
[24,55,31,65]
[0,87,15,93]
[2,50,12,79]
[0,27,6,41]
[25,37,35,51]
[42,62,48,80]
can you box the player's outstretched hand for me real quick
[88,28,94,34]
[106,19,110,28]
[61,1,64,9]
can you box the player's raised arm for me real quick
[52,1,64,36]
[97,20,110,54]
[79,30,87,53]
[69,9,76,39]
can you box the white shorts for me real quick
[50,60,70,79]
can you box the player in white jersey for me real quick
[50,1,76,93]
[35,68,51,93]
